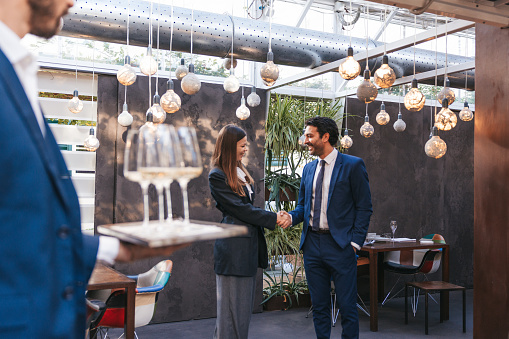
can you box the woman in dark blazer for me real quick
[209,124,283,339]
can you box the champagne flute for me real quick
[390,220,398,242]
[124,130,151,225]
[175,126,203,223]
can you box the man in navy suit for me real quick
[0,0,186,337]
[280,117,372,338]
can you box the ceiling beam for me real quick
[295,0,315,27]
[364,0,509,27]
[334,61,475,98]
[269,19,474,90]
[372,10,397,41]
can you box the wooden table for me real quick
[87,263,136,339]
[360,241,450,332]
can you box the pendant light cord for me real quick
[149,1,153,107]
[365,6,368,70]
[349,1,352,46]
[444,19,448,87]
[464,37,468,98]
[124,0,130,106]
[434,15,438,123]
[191,4,194,62]
[155,0,160,95]
[169,0,174,78]
[383,8,387,55]
[413,14,416,77]
[231,1,235,74]
[268,0,273,52]
[74,43,78,88]
[345,94,348,131]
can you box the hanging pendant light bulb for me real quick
[140,112,156,133]
[181,63,201,95]
[393,112,406,132]
[260,51,279,87]
[68,90,83,114]
[404,79,426,112]
[118,103,133,127]
[339,47,361,80]
[374,55,396,88]
[376,102,390,125]
[437,78,455,105]
[146,94,166,124]
[117,56,137,86]
[236,87,250,120]
[223,70,240,93]
[223,57,237,70]
[425,126,447,159]
[340,129,353,149]
[140,46,158,76]
[161,79,181,113]
[459,101,473,121]
[360,104,374,138]
[84,127,100,151]
[357,69,378,104]
[298,128,306,148]
[435,98,457,131]
[247,86,261,107]
[175,58,188,80]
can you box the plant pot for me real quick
[265,187,297,202]
[263,293,311,311]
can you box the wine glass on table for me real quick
[175,126,203,224]
[124,130,151,225]
[390,220,398,242]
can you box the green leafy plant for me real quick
[262,267,309,309]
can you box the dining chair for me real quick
[382,234,445,315]
[90,260,174,338]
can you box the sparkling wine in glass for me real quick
[124,130,151,225]
[175,126,203,223]
[390,220,398,242]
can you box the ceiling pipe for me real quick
[61,0,474,89]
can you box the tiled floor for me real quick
[105,289,473,338]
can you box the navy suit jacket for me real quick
[209,167,277,277]
[0,49,99,338]
[289,152,373,251]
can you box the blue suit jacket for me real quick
[289,152,373,250]
[0,49,99,338]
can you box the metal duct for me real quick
[61,0,474,89]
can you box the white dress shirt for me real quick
[0,20,119,264]
[237,167,253,200]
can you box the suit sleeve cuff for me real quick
[351,242,361,250]
[97,236,120,265]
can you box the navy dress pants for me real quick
[303,231,359,339]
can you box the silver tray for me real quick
[97,220,248,248]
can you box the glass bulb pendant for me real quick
[437,78,456,105]
[435,98,457,131]
[68,90,83,114]
[223,57,237,70]
[181,64,201,95]
[246,86,261,107]
[160,79,181,113]
[404,79,426,112]
[140,112,156,133]
[425,126,447,159]
[84,128,100,151]
[393,112,406,132]
[340,130,353,149]
[117,55,137,86]
[223,71,240,93]
[118,103,133,127]
[339,47,361,80]
[236,97,251,120]
[146,94,166,124]
[374,55,396,88]
[459,101,474,121]
[360,115,374,138]
[260,51,279,87]
[175,58,188,80]
[376,102,390,125]
[357,70,378,104]
[139,47,158,76]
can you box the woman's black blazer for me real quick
[209,167,276,277]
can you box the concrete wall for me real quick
[94,74,268,323]
[347,98,474,288]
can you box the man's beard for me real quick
[28,0,65,39]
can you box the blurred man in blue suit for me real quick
[280,117,372,338]
[0,0,185,337]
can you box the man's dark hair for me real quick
[305,117,339,146]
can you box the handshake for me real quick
[276,211,292,229]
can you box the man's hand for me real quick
[277,211,292,229]
[115,242,189,262]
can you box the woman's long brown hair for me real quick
[211,125,254,197]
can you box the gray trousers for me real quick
[214,274,257,339]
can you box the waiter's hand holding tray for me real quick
[97,220,248,248]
